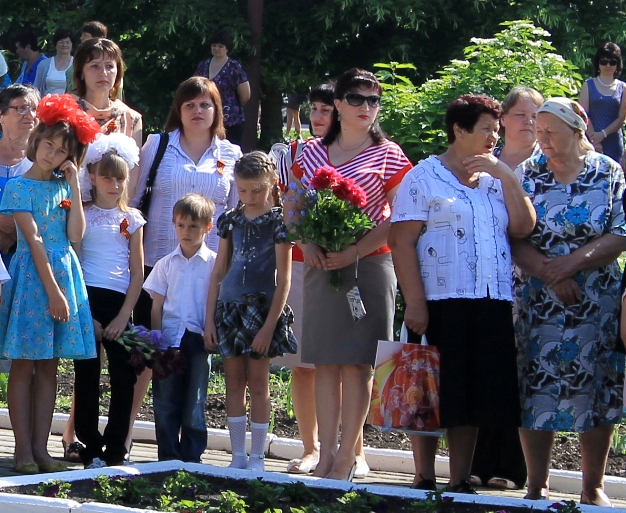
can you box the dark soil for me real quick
[55,362,626,479]
[6,470,549,512]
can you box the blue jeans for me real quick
[152,330,211,462]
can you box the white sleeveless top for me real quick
[45,57,73,94]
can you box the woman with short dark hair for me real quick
[389,94,535,493]
[579,42,626,165]
[195,29,250,145]
[33,29,74,96]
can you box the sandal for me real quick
[488,477,520,490]
[287,458,318,474]
[62,440,84,463]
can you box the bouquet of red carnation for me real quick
[287,165,374,290]
[114,324,186,380]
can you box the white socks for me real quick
[227,416,248,469]
[249,421,269,472]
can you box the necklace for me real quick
[336,134,371,152]
[597,76,616,87]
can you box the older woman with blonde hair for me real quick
[513,98,626,506]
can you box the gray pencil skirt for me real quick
[301,253,396,366]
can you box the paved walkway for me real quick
[0,428,624,508]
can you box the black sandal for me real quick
[62,440,85,463]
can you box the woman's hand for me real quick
[541,254,578,286]
[203,321,218,352]
[301,243,328,269]
[326,245,358,271]
[49,289,70,322]
[251,326,272,356]
[550,278,582,305]
[463,153,511,180]
[404,298,429,336]
[60,160,80,189]
[104,314,129,341]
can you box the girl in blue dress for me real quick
[205,151,297,472]
[0,94,100,474]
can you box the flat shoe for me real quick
[14,461,39,474]
[469,475,483,487]
[354,460,370,479]
[37,461,69,473]
[62,440,84,463]
[488,477,520,490]
[413,479,438,491]
[581,489,612,508]
[445,480,478,494]
[286,458,317,474]
[524,487,549,500]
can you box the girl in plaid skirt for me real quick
[205,151,297,471]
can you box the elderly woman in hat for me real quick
[513,98,626,506]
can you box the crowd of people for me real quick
[0,21,625,508]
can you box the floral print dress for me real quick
[514,151,626,432]
[0,177,96,360]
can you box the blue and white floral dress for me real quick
[0,177,96,360]
[514,151,626,432]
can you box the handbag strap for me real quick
[138,132,169,217]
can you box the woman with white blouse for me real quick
[389,94,536,493]
[132,76,241,325]
[33,29,74,96]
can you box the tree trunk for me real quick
[243,0,263,152]
[258,84,283,151]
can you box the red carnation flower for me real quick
[59,199,72,210]
[332,180,354,203]
[349,186,367,208]
[310,165,342,190]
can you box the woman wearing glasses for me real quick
[579,42,626,165]
[288,68,412,481]
[33,29,74,96]
[0,84,40,266]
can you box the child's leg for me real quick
[8,359,36,464]
[247,357,270,471]
[101,338,137,465]
[179,331,210,463]
[224,356,248,468]
[125,368,151,457]
[31,358,60,465]
[152,368,184,461]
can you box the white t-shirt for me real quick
[143,244,216,348]
[80,204,145,293]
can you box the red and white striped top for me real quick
[293,138,412,254]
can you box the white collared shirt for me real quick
[391,156,513,301]
[131,129,241,266]
[143,243,217,348]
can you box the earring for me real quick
[337,112,341,121]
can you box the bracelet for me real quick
[602,129,608,138]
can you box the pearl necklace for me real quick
[597,76,616,88]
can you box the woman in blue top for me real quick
[579,42,626,165]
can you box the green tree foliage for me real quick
[376,21,583,163]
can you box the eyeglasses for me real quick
[599,58,618,66]
[6,105,37,116]
[344,93,381,108]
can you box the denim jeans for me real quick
[152,330,211,462]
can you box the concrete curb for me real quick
[0,409,624,498]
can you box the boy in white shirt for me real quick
[143,194,216,462]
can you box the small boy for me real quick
[143,194,216,462]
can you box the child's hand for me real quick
[104,314,129,341]
[203,322,218,352]
[60,161,79,188]
[93,319,103,342]
[251,326,272,356]
[49,289,70,323]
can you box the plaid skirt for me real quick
[215,293,298,359]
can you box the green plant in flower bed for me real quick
[35,479,71,499]
[93,474,160,506]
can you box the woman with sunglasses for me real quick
[579,42,626,165]
[288,68,412,481]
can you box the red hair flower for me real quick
[37,94,100,145]
[59,199,72,210]
[310,166,343,190]
[120,218,131,240]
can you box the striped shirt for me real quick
[293,138,412,235]
[131,129,241,266]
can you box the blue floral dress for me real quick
[0,177,96,360]
[514,151,626,432]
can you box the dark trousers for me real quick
[133,265,153,329]
[74,287,138,466]
[226,122,245,146]
[470,428,527,488]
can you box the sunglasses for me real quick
[599,58,618,66]
[344,93,381,108]
[7,105,37,116]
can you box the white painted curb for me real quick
[0,409,624,499]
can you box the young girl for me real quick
[205,151,297,471]
[0,94,99,474]
[74,132,145,469]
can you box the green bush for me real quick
[375,20,583,163]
